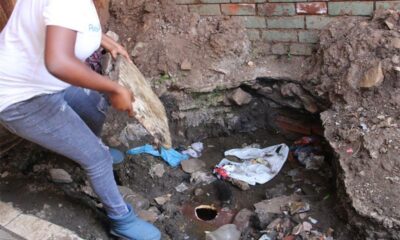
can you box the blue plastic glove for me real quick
[127,144,161,157]
[160,147,189,167]
[127,144,189,167]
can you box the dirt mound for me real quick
[108,0,251,93]
[306,10,400,239]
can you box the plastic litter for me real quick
[191,142,204,152]
[127,144,189,167]
[213,144,289,185]
[259,234,272,240]
[181,149,200,158]
[205,224,241,240]
[291,136,325,170]
[182,142,204,158]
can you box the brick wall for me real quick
[175,0,400,55]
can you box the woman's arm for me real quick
[101,33,131,61]
[45,25,134,116]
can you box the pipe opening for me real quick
[195,205,218,221]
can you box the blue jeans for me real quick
[0,87,128,217]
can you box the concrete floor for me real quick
[0,201,82,240]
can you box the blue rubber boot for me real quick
[109,148,125,165]
[109,204,161,240]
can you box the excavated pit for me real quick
[0,83,355,239]
[110,81,356,239]
[1,0,399,239]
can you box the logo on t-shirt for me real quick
[89,24,101,32]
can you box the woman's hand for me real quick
[101,33,132,62]
[108,85,135,117]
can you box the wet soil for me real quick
[1,129,353,239]
[180,130,352,239]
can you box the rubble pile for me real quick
[305,9,400,239]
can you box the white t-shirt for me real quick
[0,0,102,112]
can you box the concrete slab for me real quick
[0,202,21,226]
[6,214,82,240]
[0,201,82,240]
[0,226,22,240]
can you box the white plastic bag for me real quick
[215,144,289,185]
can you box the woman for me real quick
[0,0,161,239]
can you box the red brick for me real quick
[258,3,295,16]
[275,116,312,135]
[221,4,256,16]
[296,2,327,15]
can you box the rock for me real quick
[138,210,158,223]
[392,55,400,64]
[289,201,310,215]
[223,95,233,106]
[81,183,97,198]
[385,20,394,30]
[1,171,9,178]
[254,195,298,215]
[148,206,161,215]
[229,178,250,191]
[181,59,192,71]
[181,159,206,174]
[233,208,253,232]
[175,183,189,193]
[257,86,273,96]
[118,186,150,211]
[154,194,172,205]
[49,169,73,184]
[131,42,146,57]
[359,62,384,88]
[205,224,241,240]
[106,30,120,42]
[392,38,400,49]
[190,171,216,185]
[302,221,312,232]
[229,88,252,106]
[149,163,165,178]
[281,83,318,113]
